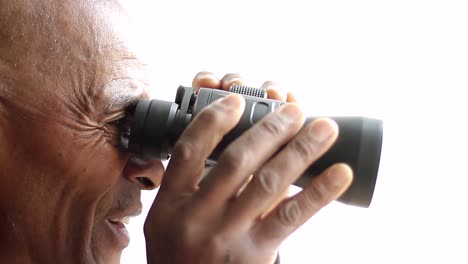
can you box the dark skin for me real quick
[0,1,352,263]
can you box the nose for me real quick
[123,156,165,190]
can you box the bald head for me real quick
[0,0,147,120]
[0,0,107,78]
[0,0,134,95]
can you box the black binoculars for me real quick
[123,85,383,208]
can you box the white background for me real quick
[118,1,468,263]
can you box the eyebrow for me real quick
[101,77,149,113]
[105,94,140,114]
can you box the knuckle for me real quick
[277,199,302,227]
[304,180,330,206]
[195,71,213,79]
[261,80,277,90]
[176,226,198,254]
[205,234,230,261]
[222,73,242,82]
[259,115,285,136]
[172,139,196,163]
[290,136,318,161]
[176,221,192,241]
[256,169,279,195]
[207,234,225,252]
[175,213,202,248]
[220,146,251,173]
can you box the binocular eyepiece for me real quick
[124,85,383,208]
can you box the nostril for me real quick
[137,177,155,189]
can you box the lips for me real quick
[109,216,131,225]
[105,206,142,249]
[106,218,131,248]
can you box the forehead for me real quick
[0,0,156,130]
[100,59,150,113]
[97,5,152,108]
[68,3,152,114]
[0,0,152,112]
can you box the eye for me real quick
[108,102,137,148]
[111,116,130,128]
[110,115,132,149]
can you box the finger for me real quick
[236,178,291,219]
[220,73,245,90]
[286,92,298,103]
[234,174,253,199]
[161,94,245,194]
[261,81,287,101]
[194,103,305,212]
[253,163,353,245]
[225,118,339,225]
[192,71,221,91]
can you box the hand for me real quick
[191,72,298,102]
[144,72,353,264]
[191,72,298,215]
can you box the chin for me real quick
[90,243,125,264]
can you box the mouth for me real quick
[106,217,132,248]
[109,216,131,225]
[105,207,142,249]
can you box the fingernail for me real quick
[222,74,244,87]
[195,71,214,79]
[274,86,288,100]
[309,119,337,143]
[266,86,288,100]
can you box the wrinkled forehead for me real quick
[98,7,152,110]
[0,0,151,110]
[68,3,152,113]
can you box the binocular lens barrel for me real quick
[128,86,383,208]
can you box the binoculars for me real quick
[123,85,383,208]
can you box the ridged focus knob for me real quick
[229,84,267,98]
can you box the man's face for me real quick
[0,1,163,263]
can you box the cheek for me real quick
[69,143,126,196]
[15,121,127,197]
[65,135,128,197]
